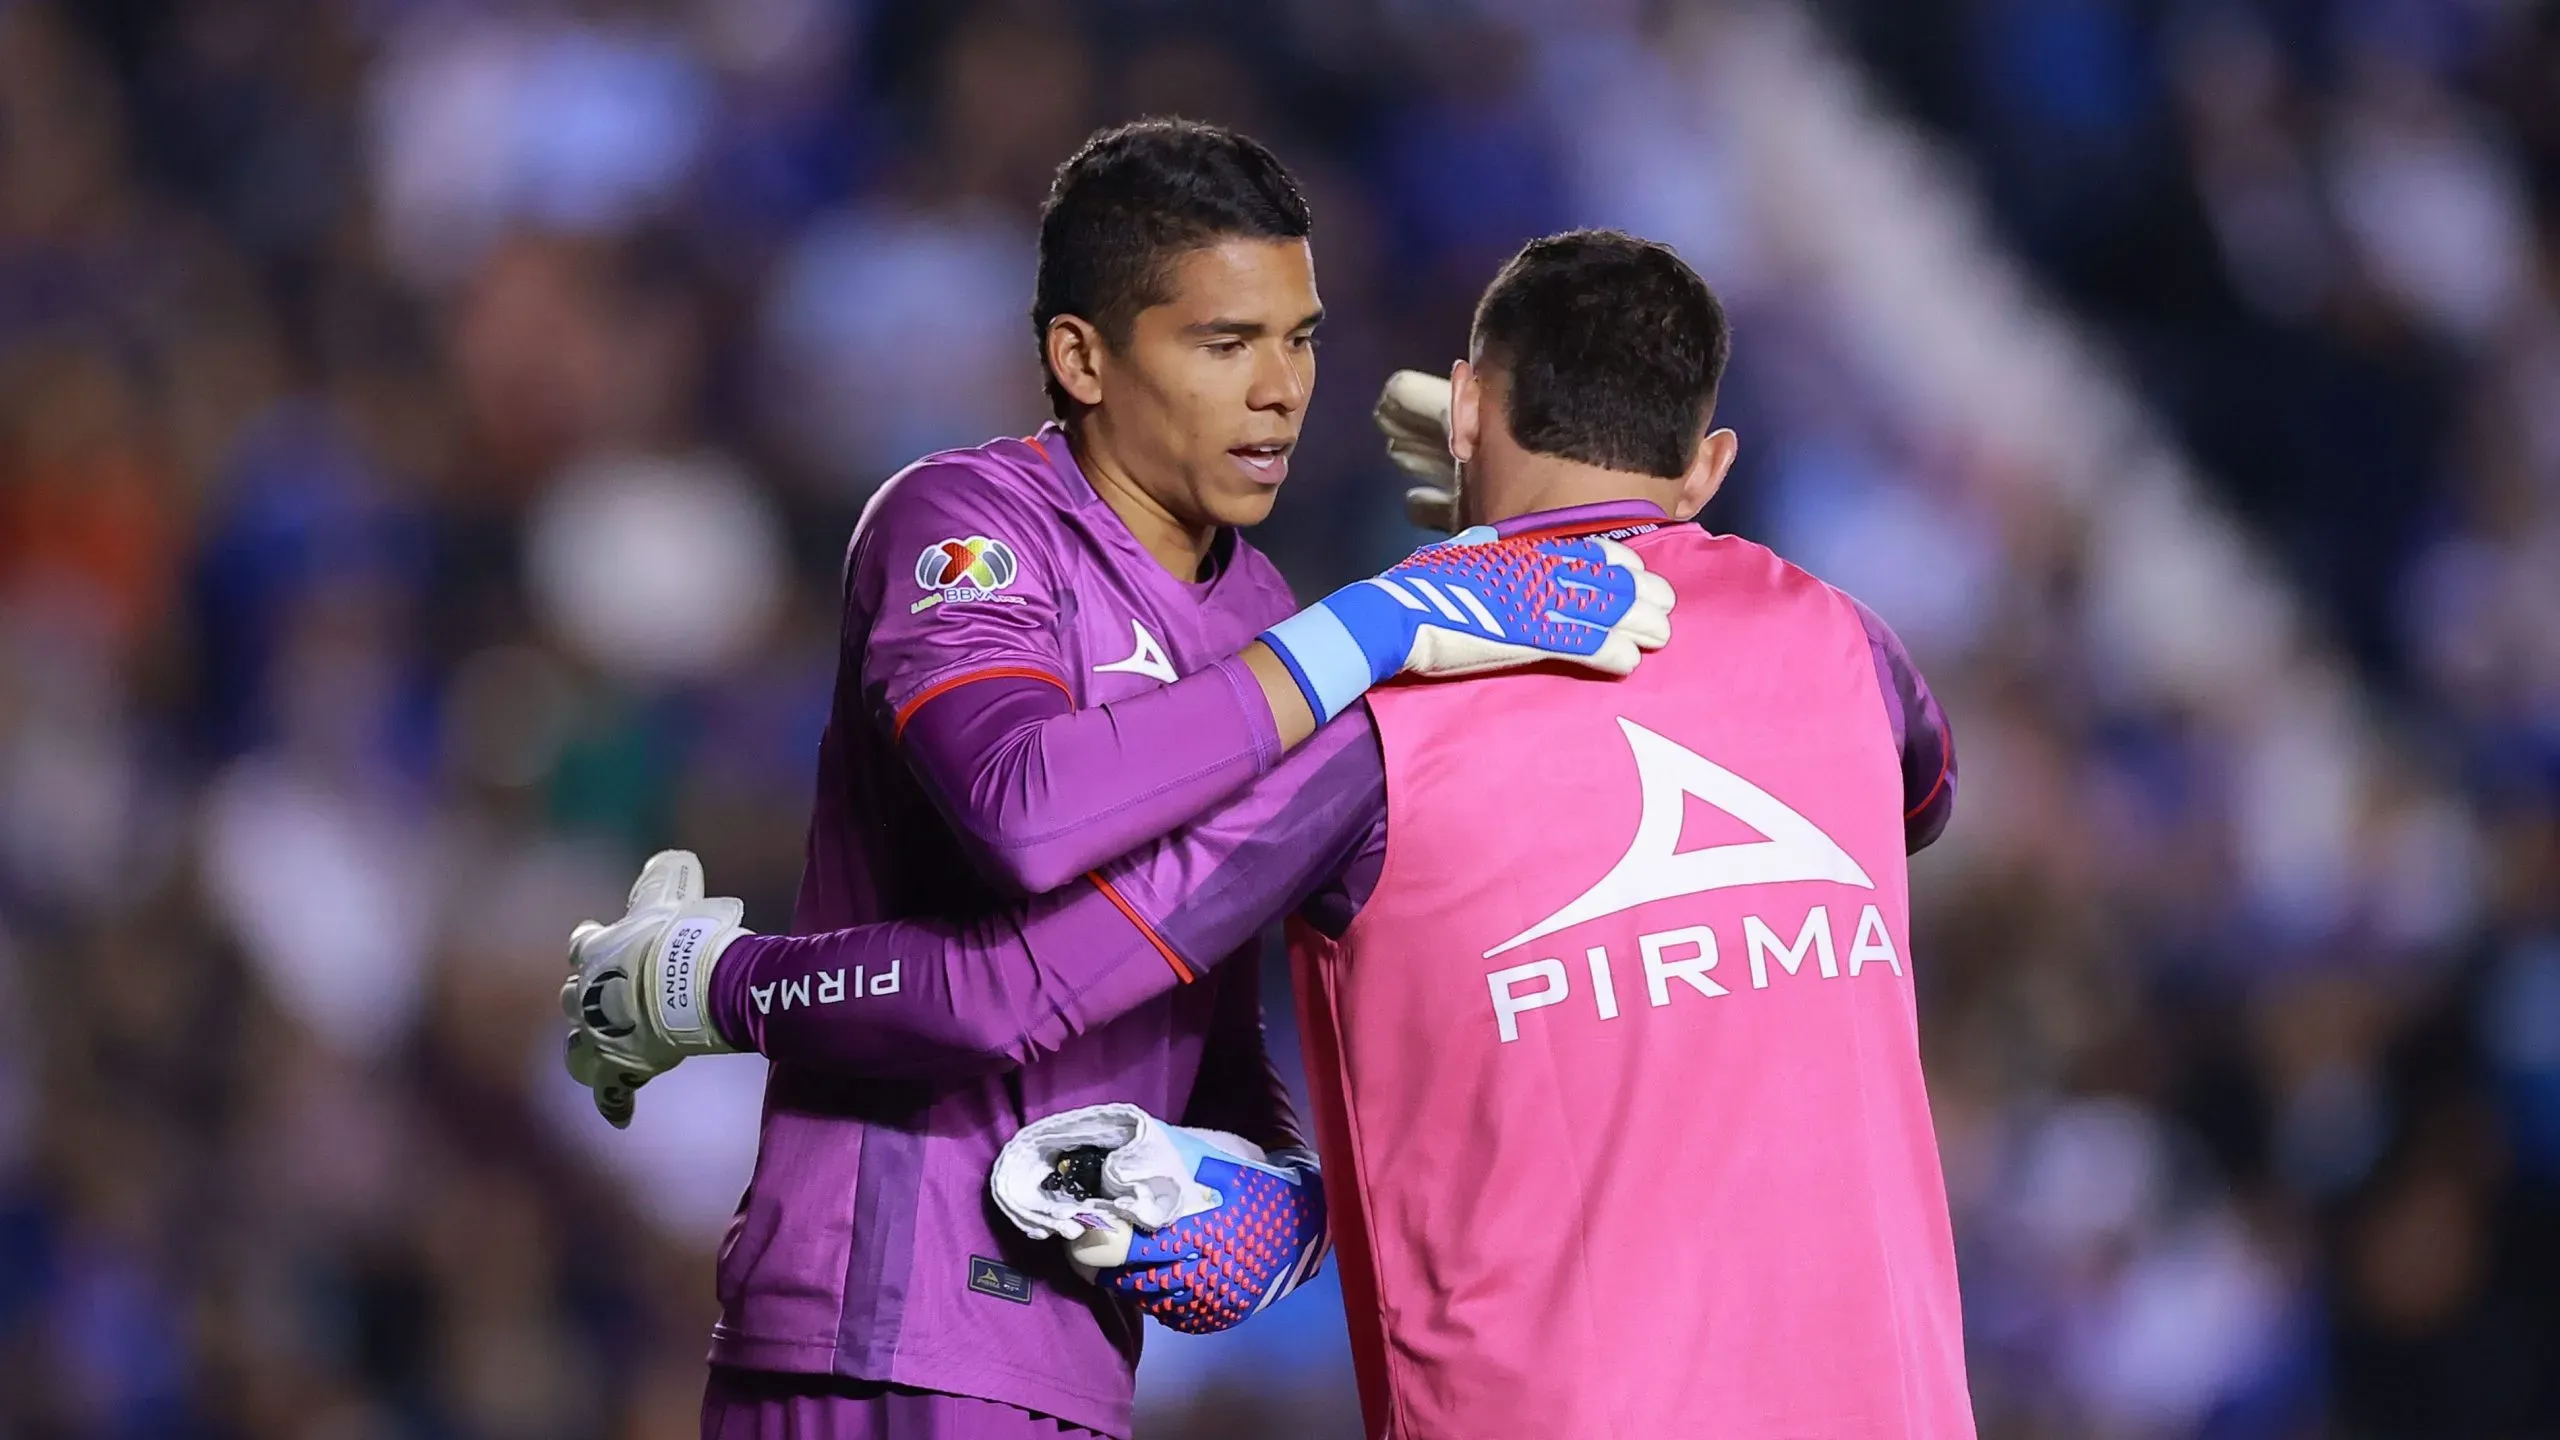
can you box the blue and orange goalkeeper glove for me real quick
[1259,527,1673,725]
[992,1105,1328,1334]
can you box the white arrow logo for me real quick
[1484,718,1874,958]
[1093,619,1178,684]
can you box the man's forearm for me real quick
[709,897,1190,1079]
[716,711,1389,1081]
[900,657,1282,895]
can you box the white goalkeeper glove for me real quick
[560,849,749,1128]
[1376,368,1459,533]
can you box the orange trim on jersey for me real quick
[891,667,1070,741]
[1089,872,1196,983]
[1905,718,1953,820]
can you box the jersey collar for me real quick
[1489,498,1671,543]
[1029,421,1235,587]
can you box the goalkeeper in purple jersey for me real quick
[558,122,1675,1440]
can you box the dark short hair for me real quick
[1033,118,1313,418]
[1470,229,1731,479]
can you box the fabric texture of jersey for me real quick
[1290,527,1973,1440]
[712,426,1304,1439]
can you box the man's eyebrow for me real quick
[1184,309,1328,338]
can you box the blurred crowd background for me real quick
[1,0,2555,1436]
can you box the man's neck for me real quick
[1068,425,1216,581]
[1480,457,1679,528]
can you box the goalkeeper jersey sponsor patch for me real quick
[967,1256,1034,1304]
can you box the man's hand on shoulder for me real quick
[1377,369,1459,534]
[1255,527,1677,728]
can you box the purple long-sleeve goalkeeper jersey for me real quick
[706,426,1320,1436]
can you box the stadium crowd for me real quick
[0,0,2551,1436]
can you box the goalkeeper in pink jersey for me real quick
[555,123,1675,1440]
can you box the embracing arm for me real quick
[854,461,1301,895]
[863,452,1665,894]
[712,709,1390,1079]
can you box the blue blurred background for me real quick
[1,0,2556,1436]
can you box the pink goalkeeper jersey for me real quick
[1289,524,1974,1440]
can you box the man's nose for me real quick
[1248,342,1310,413]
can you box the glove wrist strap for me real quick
[653,917,747,1055]
[1258,600,1379,724]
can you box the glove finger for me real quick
[564,1028,602,1086]
[1376,413,1441,450]
[1612,604,1672,653]
[1577,632,1644,677]
[627,849,705,910]
[595,1071,642,1130]
[1404,485,1459,533]
[565,1034,632,1128]
[1375,369,1452,431]
[1533,537,1654,602]
[1545,558,1640,619]
[1383,428,1456,470]
[1403,486,1458,531]
[1633,567,1675,617]
[1604,585,1674,652]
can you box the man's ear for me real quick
[1045,316,1108,410]
[1673,428,1739,521]
[1449,359,1482,467]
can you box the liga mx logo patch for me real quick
[912,535,1023,613]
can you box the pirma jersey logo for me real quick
[1485,717,1874,957]
[912,535,1022,612]
[1094,618,1179,684]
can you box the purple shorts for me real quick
[701,1369,1115,1440]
